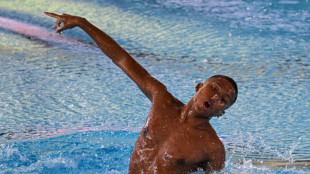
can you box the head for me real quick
[192,75,238,118]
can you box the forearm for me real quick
[78,18,129,62]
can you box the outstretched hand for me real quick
[44,11,82,34]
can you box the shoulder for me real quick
[208,141,225,167]
[202,127,225,159]
[205,135,224,152]
[210,139,225,156]
[149,93,184,121]
[152,90,183,107]
[203,136,225,170]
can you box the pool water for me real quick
[0,0,309,173]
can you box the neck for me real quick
[180,100,211,127]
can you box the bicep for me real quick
[113,54,168,101]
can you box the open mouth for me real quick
[203,101,211,110]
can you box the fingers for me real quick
[51,19,62,34]
[52,19,61,28]
[44,11,60,19]
[44,11,66,34]
[44,11,76,34]
[55,26,64,34]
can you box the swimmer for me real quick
[44,12,238,173]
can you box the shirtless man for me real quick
[44,12,238,173]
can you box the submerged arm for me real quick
[44,12,167,101]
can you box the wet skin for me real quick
[44,12,236,173]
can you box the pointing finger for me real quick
[44,11,60,19]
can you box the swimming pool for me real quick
[0,0,309,173]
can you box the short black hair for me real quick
[210,75,238,104]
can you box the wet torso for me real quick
[129,94,224,174]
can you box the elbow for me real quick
[112,54,131,66]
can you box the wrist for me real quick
[77,17,90,30]
[77,17,87,27]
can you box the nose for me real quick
[211,94,219,101]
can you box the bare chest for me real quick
[133,122,217,172]
[130,100,222,173]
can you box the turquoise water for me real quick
[0,0,309,173]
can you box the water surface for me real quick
[0,0,309,173]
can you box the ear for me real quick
[195,83,203,93]
[216,111,225,117]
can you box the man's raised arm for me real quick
[44,12,167,101]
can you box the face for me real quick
[191,77,236,118]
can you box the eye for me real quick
[212,86,218,91]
